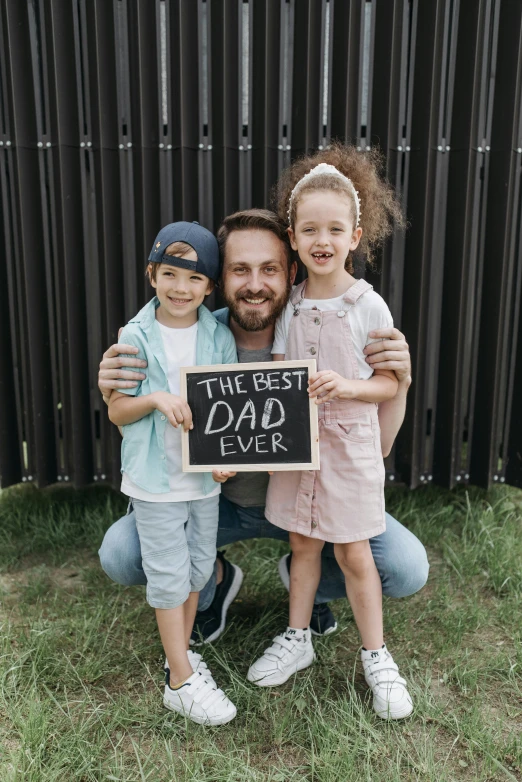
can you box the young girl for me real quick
[247,144,413,720]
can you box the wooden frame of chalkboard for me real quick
[180,360,320,472]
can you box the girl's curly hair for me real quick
[272,141,404,271]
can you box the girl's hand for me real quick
[152,391,193,430]
[308,370,355,404]
[212,469,237,483]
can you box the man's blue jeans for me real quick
[99,495,429,611]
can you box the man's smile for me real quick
[242,297,269,306]
[236,289,274,307]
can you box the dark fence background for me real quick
[1,0,521,491]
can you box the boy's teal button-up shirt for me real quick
[118,297,237,495]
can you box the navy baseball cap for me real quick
[148,221,220,282]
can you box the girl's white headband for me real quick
[287,163,361,227]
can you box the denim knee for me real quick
[383,546,430,598]
[98,510,146,587]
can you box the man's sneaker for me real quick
[361,645,413,720]
[277,554,338,636]
[191,551,243,645]
[164,670,237,726]
[247,628,315,687]
[310,602,338,636]
[165,650,216,687]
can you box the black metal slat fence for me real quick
[0,0,521,491]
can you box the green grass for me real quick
[0,484,521,780]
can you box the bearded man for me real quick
[98,209,428,643]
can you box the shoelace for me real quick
[313,603,329,617]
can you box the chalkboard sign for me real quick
[180,360,320,472]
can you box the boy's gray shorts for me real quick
[132,495,219,609]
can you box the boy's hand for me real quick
[98,341,147,404]
[152,392,193,431]
[364,327,411,384]
[212,469,237,483]
[308,370,355,403]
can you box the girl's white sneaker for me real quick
[247,628,315,686]
[164,671,237,725]
[361,645,413,719]
[165,651,216,687]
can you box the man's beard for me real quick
[222,279,292,332]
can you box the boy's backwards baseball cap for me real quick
[148,221,220,282]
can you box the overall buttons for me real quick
[160,415,166,420]
[337,310,346,318]
[311,521,318,529]
[310,347,317,355]
[314,317,321,325]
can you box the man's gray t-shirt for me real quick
[213,308,272,508]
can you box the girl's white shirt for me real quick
[272,287,393,379]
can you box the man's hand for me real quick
[98,343,148,405]
[152,392,193,431]
[364,328,411,385]
[212,469,237,483]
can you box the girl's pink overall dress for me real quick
[265,279,386,544]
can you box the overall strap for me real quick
[290,280,307,306]
[343,278,373,305]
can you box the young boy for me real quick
[109,221,237,725]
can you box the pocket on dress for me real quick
[337,421,374,443]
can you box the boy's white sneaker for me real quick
[361,645,413,720]
[164,671,237,725]
[247,628,315,687]
[165,651,216,687]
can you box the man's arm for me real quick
[98,339,148,406]
[363,327,412,457]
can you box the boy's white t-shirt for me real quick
[121,320,220,503]
[272,288,393,379]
